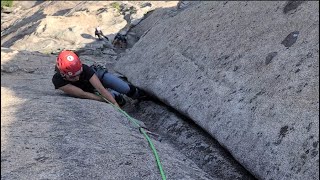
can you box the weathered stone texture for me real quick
[115,1,319,179]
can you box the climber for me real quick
[52,50,147,107]
[95,26,109,41]
[112,33,127,48]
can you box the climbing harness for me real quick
[97,93,167,180]
[90,64,108,82]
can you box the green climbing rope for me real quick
[98,94,167,180]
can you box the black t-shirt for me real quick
[52,64,96,93]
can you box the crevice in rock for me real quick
[121,96,257,180]
[103,8,259,178]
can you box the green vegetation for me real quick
[110,2,121,12]
[110,2,137,15]
[1,0,13,8]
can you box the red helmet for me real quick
[56,50,83,77]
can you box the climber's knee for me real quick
[126,84,138,98]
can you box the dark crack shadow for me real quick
[80,33,96,40]
[52,8,72,16]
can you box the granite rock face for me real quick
[115,1,319,179]
[1,2,261,179]
[1,1,178,53]
[1,49,214,180]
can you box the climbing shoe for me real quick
[115,94,126,107]
[136,88,150,101]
